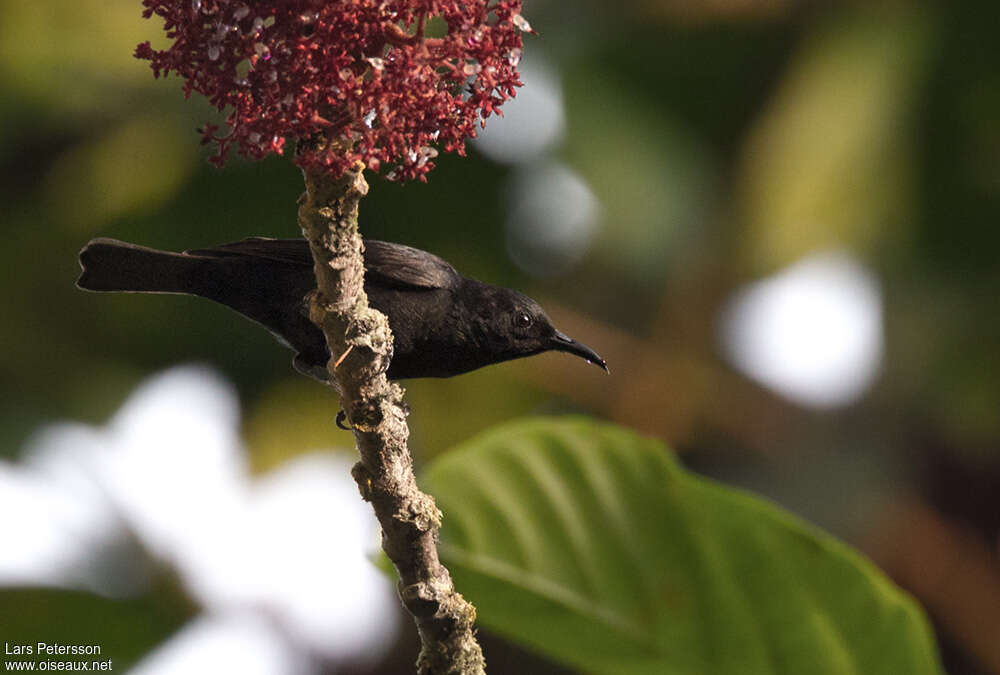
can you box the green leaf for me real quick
[422,417,942,675]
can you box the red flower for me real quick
[135,0,528,181]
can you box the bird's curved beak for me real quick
[550,331,609,373]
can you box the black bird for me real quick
[76,237,608,381]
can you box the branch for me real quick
[297,160,486,674]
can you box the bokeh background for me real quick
[2,0,999,673]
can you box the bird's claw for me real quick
[336,410,352,430]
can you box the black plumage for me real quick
[77,237,607,380]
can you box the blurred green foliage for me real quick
[3,0,997,454]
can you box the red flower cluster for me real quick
[136,0,528,181]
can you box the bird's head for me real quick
[479,286,608,373]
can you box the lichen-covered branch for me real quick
[297,161,485,675]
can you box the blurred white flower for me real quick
[130,613,311,675]
[471,50,603,278]
[0,367,399,671]
[505,161,600,277]
[0,423,127,592]
[719,251,884,408]
[473,52,565,164]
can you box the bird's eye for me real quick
[515,312,533,329]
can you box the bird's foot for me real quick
[335,410,352,431]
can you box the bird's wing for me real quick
[363,240,460,290]
[186,238,313,266]
[187,237,459,290]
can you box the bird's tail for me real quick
[77,238,205,295]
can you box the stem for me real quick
[297,160,485,675]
